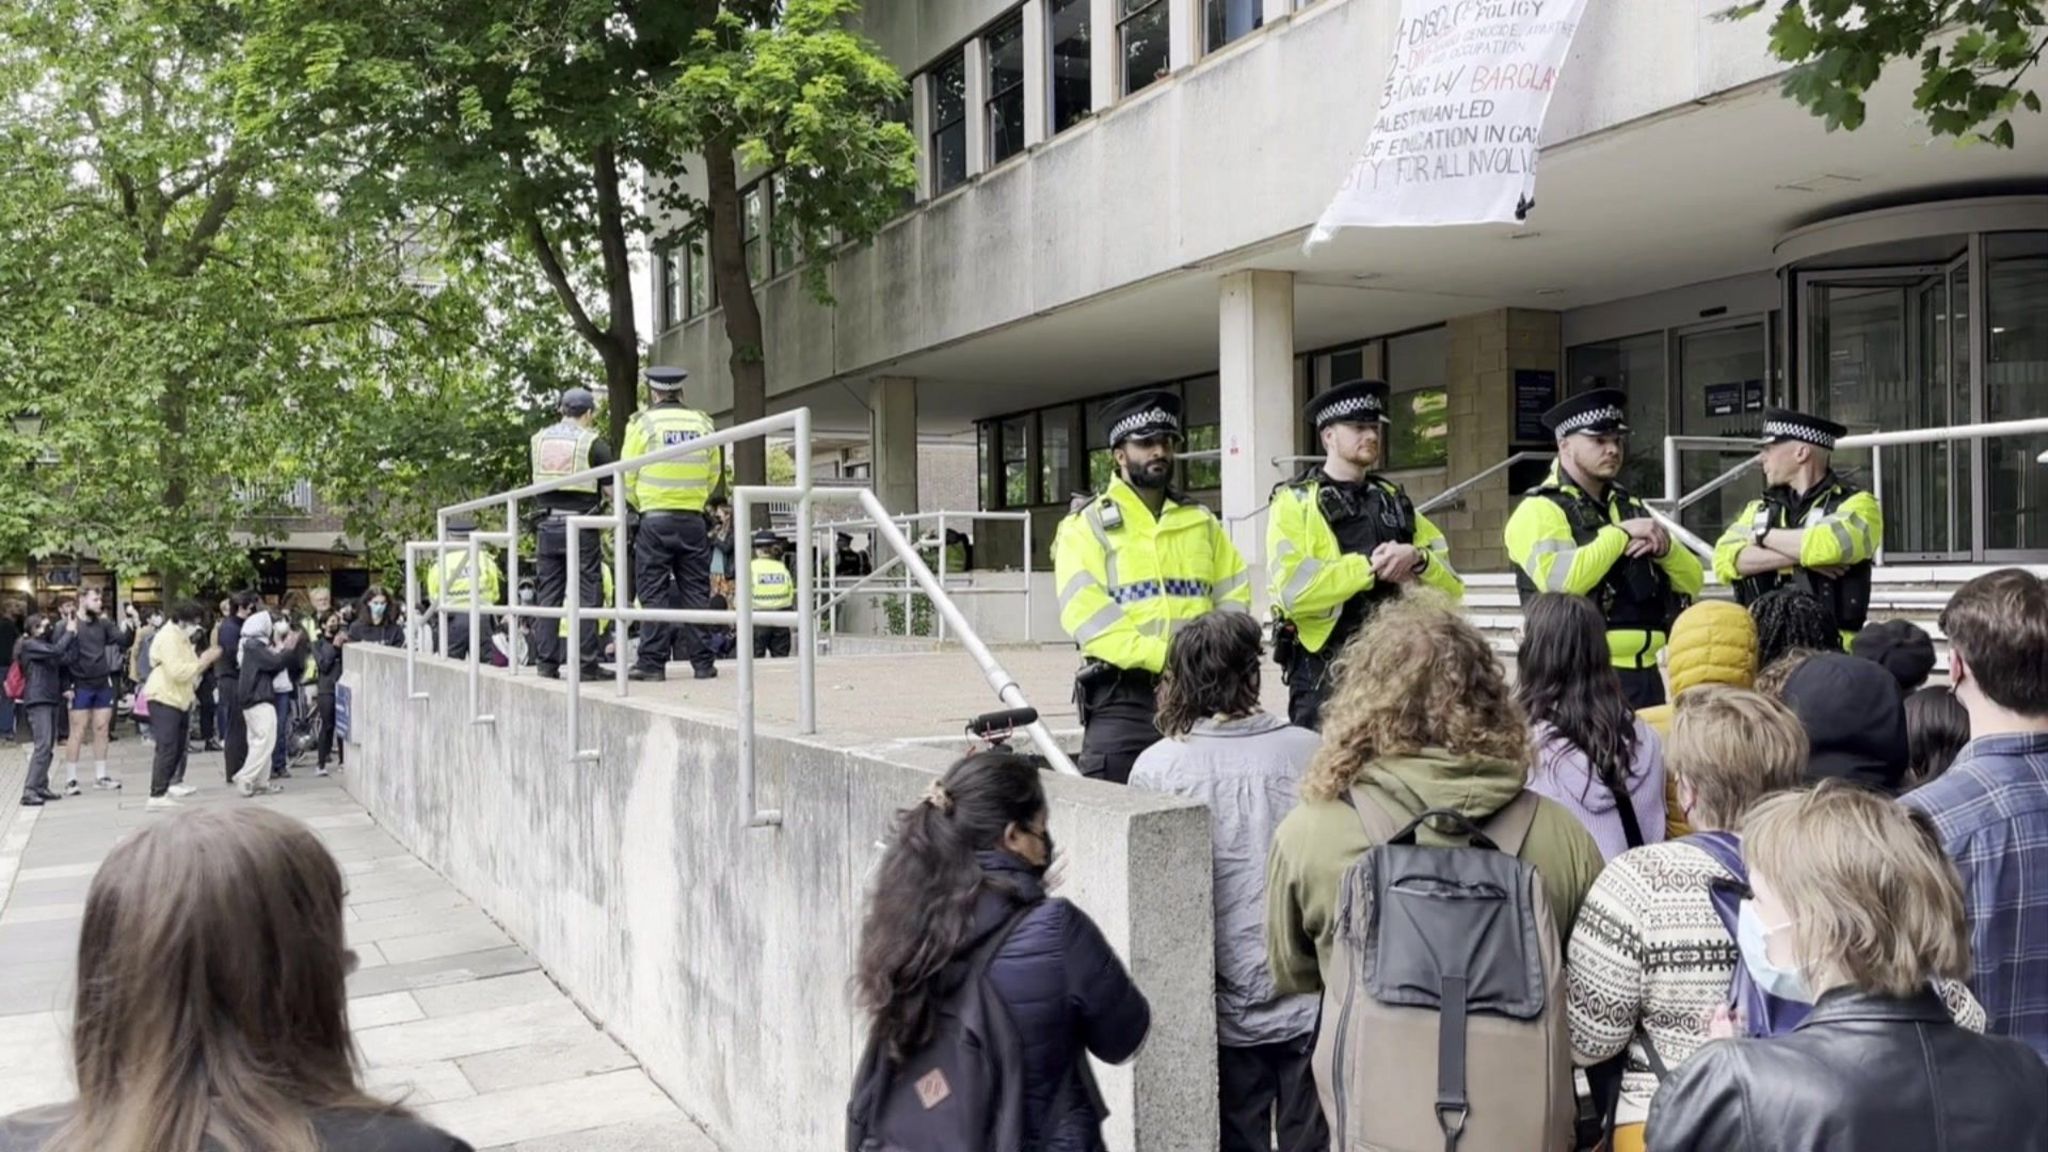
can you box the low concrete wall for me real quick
[342,645,1217,1152]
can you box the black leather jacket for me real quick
[1645,988,2048,1151]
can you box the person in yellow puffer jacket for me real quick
[1637,600,1758,835]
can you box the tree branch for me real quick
[171,154,251,276]
[520,207,605,348]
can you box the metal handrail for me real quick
[401,406,1078,833]
[1417,452,1553,515]
[814,509,1033,644]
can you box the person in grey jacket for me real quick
[1130,610,1327,1152]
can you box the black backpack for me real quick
[847,903,1037,1152]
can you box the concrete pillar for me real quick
[870,376,920,515]
[1169,0,1199,70]
[1217,271,1295,611]
[1090,0,1116,112]
[1022,0,1049,148]
[1441,308,1562,573]
[964,37,989,179]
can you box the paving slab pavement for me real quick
[0,738,718,1151]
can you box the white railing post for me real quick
[1870,445,1885,567]
[936,510,948,644]
[795,409,816,737]
[611,480,629,697]
[434,512,450,659]
[503,497,520,678]
[1023,512,1034,643]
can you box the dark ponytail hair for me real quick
[854,752,1046,1061]
[1517,593,1642,800]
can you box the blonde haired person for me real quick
[1645,784,2043,1152]
[1639,600,1758,836]
[1266,593,1603,994]
[0,808,471,1152]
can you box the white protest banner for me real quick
[1308,0,1590,245]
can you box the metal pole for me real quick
[612,480,628,697]
[403,544,426,701]
[733,489,777,826]
[1870,445,1885,567]
[1023,512,1034,643]
[503,498,520,679]
[794,414,816,736]
[852,490,1078,775]
[1663,436,1681,508]
[466,537,485,724]
[434,513,450,659]
[936,511,948,644]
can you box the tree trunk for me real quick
[158,374,191,601]
[705,143,768,487]
[593,141,640,449]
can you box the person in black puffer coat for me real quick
[855,752,1151,1152]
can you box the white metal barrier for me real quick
[401,408,1078,834]
[812,509,1033,645]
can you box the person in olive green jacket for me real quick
[1267,593,1606,993]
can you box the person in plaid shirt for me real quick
[1904,569,2048,1058]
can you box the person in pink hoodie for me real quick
[1517,593,1668,859]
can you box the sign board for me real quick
[1704,382,1743,419]
[1743,379,1766,412]
[336,684,353,744]
[1514,368,1558,443]
[1310,0,1591,242]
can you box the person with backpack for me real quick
[1129,611,1325,1152]
[1517,594,1667,860]
[1644,783,2039,1152]
[1265,593,1603,1152]
[13,614,73,807]
[850,753,1150,1152]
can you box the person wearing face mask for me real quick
[1506,389,1704,709]
[1266,380,1463,731]
[14,614,73,806]
[1645,783,2045,1152]
[347,586,404,647]
[313,612,348,776]
[850,752,1150,1152]
[1052,391,1251,784]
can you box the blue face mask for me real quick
[1737,899,1812,1004]
[370,601,388,618]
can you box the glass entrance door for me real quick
[1673,322,1769,542]
[1985,232,2048,557]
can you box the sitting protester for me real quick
[0,807,473,1152]
[850,753,1149,1152]
[1645,784,2038,1152]
[1131,611,1325,1152]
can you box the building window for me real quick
[687,244,712,318]
[1985,230,2048,552]
[977,422,996,510]
[1041,405,1075,502]
[1181,375,1221,489]
[1566,331,1667,495]
[929,53,968,193]
[1204,0,1261,52]
[770,173,796,277]
[1119,0,1169,96]
[1001,416,1032,508]
[1048,0,1092,134]
[1386,327,1450,470]
[742,183,767,285]
[659,247,684,329]
[986,13,1027,167]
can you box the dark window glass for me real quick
[986,14,1026,166]
[1001,415,1032,507]
[1119,0,1168,96]
[687,245,711,317]
[977,422,996,510]
[742,184,766,285]
[1041,406,1074,503]
[1204,0,1261,51]
[660,248,683,329]
[770,173,795,276]
[930,53,968,193]
[1048,0,1092,134]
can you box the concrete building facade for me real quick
[648,0,2048,589]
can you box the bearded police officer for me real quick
[1053,390,1250,783]
[1268,380,1465,730]
[1714,408,1881,648]
[530,387,616,680]
[1504,389,1703,708]
[624,366,729,682]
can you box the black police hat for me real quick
[1542,388,1630,438]
[750,529,780,549]
[558,387,598,414]
[1760,408,1847,451]
[1308,379,1391,430]
[646,366,689,391]
[1101,390,1182,447]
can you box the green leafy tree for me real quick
[654,0,918,485]
[1725,1,2046,146]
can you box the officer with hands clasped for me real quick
[1267,379,1464,730]
[624,366,730,682]
[1052,390,1250,784]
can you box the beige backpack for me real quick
[1312,788,1574,1152]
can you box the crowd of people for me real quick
[850,567,2048,1152]
[4,585,405,809]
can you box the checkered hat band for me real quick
[1317,396,1387,426]
[1765,420,1836,450]
[1110,408,1178,443]
[1557,406,1626,435]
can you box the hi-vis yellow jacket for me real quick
[1266,475,1463,654]
[1053,476,1250,674]
[751,557,795,611]
[426,548,503,609]
[622,403,728,513]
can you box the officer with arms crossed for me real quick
[1504,388,1704,708]
[748,530,795,658]
[624,366,729,682]
[424,524,502,661]
[1268,379,1465,730]
[1713,409,1881,650]
[530,387,616,680]
[1053,391,1250,783]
